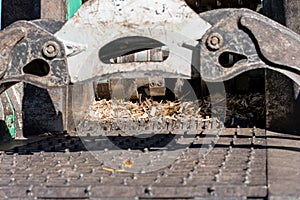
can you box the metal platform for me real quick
[0,128,299,199]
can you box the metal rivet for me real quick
[78,173,84,179]
[65,178,70,185]
[207,186,216,195]
[132,173,138,180]
[144,186,152,196]
[26,185,33,196]
[27,174,33,180]
[187,172,193,180]
[123,178,128,186]
[85,185,92,194]
[42,41,60,58]
[181,177,187,185]
[214,174,220,182]
[206,33,223,51]
[99,176,104,183]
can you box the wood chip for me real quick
[87,92,265,127]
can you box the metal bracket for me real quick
[0,20,69,94]
[199,9,300,85]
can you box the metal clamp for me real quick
[199,8,300,85]
[0,20,69,94]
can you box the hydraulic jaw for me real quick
[0,20,69,94]
[199,9,300,86]
[0,0,299,94]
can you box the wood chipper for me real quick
[0,0,299,199]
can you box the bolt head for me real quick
[43,41,59,58]
[206,33,223,51]
[210,36,219,45]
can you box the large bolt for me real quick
[206,33,223,51]
[157,81,163,87]
[149,82,155,87]
[43,41,59,58]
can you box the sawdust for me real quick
[87,92,265,127]
[87,98,204,122]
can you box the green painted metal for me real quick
[66,0,82,20]
[0,0,16,140]
[0,0,83,141]
[4,92,16,139]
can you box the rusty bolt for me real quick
[206,33,223,51]
[43,41,59,58]
[150,82,155,87]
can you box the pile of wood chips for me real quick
[87,99,204,122]
[225,93,265,118]
[87,93,265,126]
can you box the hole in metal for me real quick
[23,59,50,77]
[219,52,247,68]
[99,36,169,64]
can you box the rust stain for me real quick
[123,158,134,168]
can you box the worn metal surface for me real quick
[0,0,73,138]
[0,94,13,141]
[1,0,38,139]
[0,19,70,136]
[2,0,299,135]
[56,0,211,83]
[267,131,300,199]
[41,0,67,20]
[199,8,300,86]
[262,0,300,132]
[1,127,299,199]
[4,85,23,139]
[0,128,269,199]
[240,15,300,85]
[0,27,25,79]
[0,20,69,93]
[149,78,166,97]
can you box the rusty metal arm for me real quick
[0,20,69,94]
[199,8,300,86]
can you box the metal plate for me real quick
[0,128,272,199]
[55,0,211,82]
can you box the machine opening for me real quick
[23,59,50,77]
[219,52,247,68]
[99,36,169,64]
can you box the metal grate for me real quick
[0,128,268,199]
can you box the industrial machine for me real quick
[0,0,299,199]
